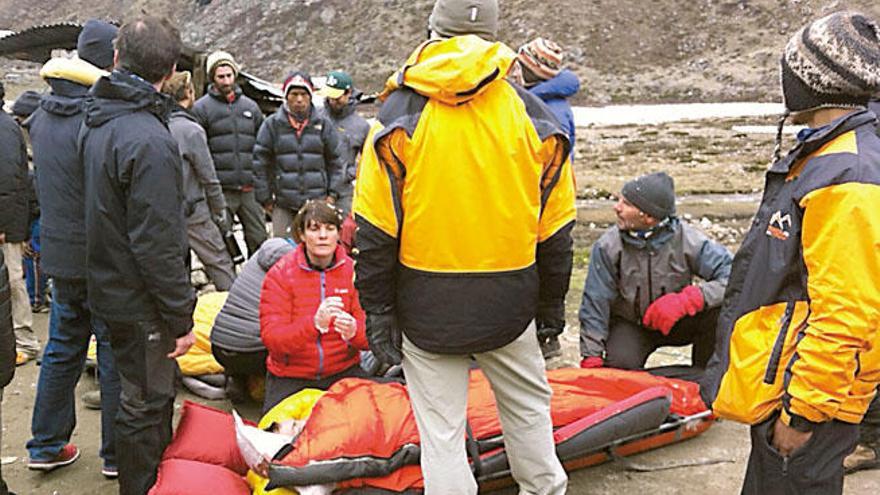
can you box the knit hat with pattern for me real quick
[781,11,880,113]
[428,0,498,41]
[517,38,564,82]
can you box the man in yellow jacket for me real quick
[353,1,573,493]
[701,11,880,494]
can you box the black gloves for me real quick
[213,209,232,235]
[536,319,564,342]
[366,312,402,366]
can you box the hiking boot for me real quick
[540,336,562,360]
[101,464,119,479]
[31,302,49,314]
[81,390,102,410]
[844,443,880,474]
[27,444,80,471]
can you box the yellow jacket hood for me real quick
[40,57,108,87]
[381,35,516,106]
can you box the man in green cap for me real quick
[318,71,370,215]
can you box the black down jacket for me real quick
[80,70,195,336]
[253,105,344,210]
[0,111,30,243]
[192,86,264,190]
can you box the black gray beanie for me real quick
[621,172,676,220]
[77,19,118,70]
[781,12,880,113]
[428,0,498,41]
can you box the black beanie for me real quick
[781,12,880,113]
[77,19,118,70]
[621,172,676,220]
[12,91,41,118]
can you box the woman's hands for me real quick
[314,296,358,340]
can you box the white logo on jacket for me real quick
[766,210,791,240]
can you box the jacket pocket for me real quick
[763,301,795,385]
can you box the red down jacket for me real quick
[260,244,367,378]
[269,368,708,492]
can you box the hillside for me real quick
[2,0,880,104]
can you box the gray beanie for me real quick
[781,11,880,113]
[77,19,118,70]
[621,172,676,220]
[428,0,498,41]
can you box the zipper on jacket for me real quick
[763,301,796,384]
[633,286,641,319]
[316,271,326,379]
[229,101,241,186]
[782,456,789,476]
[647,250,654,305]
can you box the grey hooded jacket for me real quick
[210,238,296,352]
[168,107,227,223]
[578,218,732,358]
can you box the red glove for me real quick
[580,356,604,369]
[642,285,704,336]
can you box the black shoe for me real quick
[540,336,562,359]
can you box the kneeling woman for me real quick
[260,200,368,413]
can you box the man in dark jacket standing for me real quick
[318,71,370,215]
[254,72,344,237]
[0,251,19,495]
[0,81,40,366]
[25,19,122,478]
[192,51,267,257]
[80,17,196,494]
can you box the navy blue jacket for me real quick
[529,69,579,159]
[0,111,30,243]
[0,249,16,388]
[80,70,195,335]
[26,79,90,279]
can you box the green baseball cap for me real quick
[319,70,353,99]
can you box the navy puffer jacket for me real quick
[253,105,344,210]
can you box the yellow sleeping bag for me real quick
[176,291,228,376]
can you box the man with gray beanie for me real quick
[193,50,267,257]
[353,0,571,493]
[700,11,880,494]
[24,18,121,478]
[578,172,732,381]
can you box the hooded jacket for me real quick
[353,35,576,354]
[192,85,264,190]
[529,69,579,157]
[211,237,296,353]
[701,109,880,428]
[0,111,29,244]
[260,244,368,379]
[168,107,227,223]
[80,69,195,335]
[0,250,16,388]
[252,104,345,210]
[319,99,371,199]
[26,58,106,279]
[578,218,732,358]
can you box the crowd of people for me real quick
[0,1,879,494]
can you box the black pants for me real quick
[212,345,267,379]
[605,307,719,380]
[263,364,366,415]
[742,413,858,495]
[108,320,178,495]
[861,393,880,447]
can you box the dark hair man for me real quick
[353,0,572,492]
[317,71,370,215]
[253,71,344,238]
[701,11,880,495]
[578,172,732,382]
[192,51,267,257]
[25,19,122,480]
[79,16,196,494]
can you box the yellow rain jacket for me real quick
[702,110,880,428]
[353,35,576,353]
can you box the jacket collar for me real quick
[770,109,875,174]
[619,216,678,250]
[293,243,347,272]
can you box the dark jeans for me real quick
[27,278,120,468]
[263,364,366,415]
[861,393,880,447]
[605,307,719,380]
[742,412,858,495]
[108,320,178,495]
[212,345,267,379]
